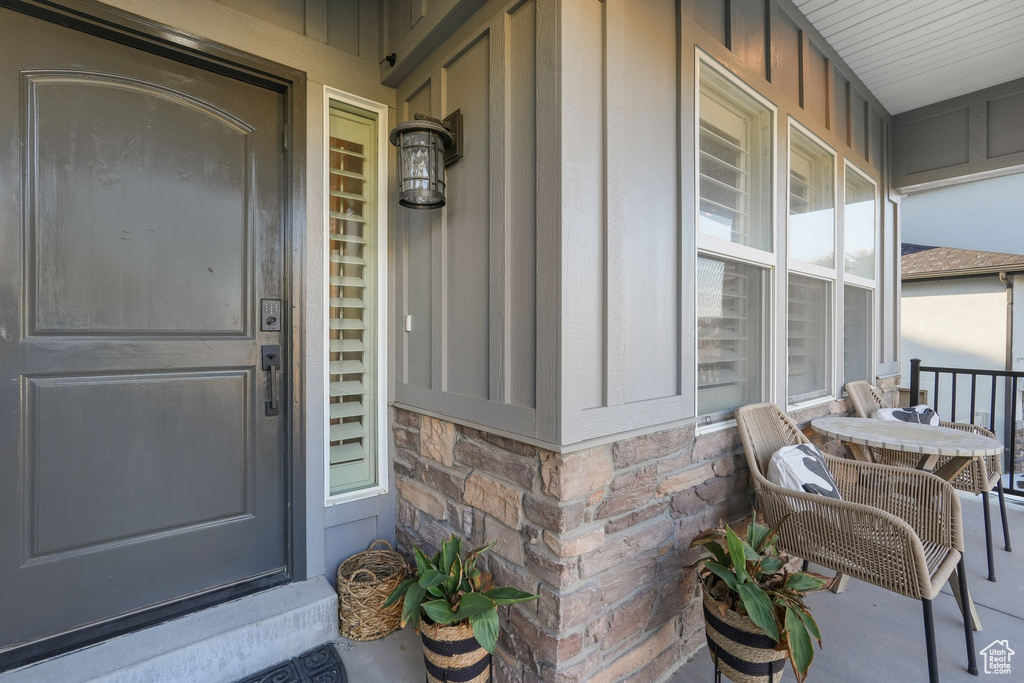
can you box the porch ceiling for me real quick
[794,0,1024,114]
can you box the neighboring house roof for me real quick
[901,243,1024,280]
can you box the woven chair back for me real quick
[845,380,889,418]
[735,402,811,479]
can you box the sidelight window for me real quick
[325,91,388,504]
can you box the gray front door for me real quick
[0,7,288,656]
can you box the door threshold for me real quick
[0,576,337,683]
[0,572,287,674]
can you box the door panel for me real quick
[27,72,252,335]
[26,371,250,557]
[0,7,288,654]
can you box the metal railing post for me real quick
[909,358,921,406]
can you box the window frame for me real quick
[842,282,875,388]
[785,118,837,407]
[842,160,879,290]
[841,160,879,395]
[695,49,778,427]
[785,271,835,407]
[786,118,838,278]
[322,86,390,507]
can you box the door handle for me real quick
[262,344,281,417]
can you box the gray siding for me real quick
[392,0,559,443]
[559,0,900,445]
[893,77,1024,191]
[214,0,378,60]
[391,0,901,448]
[382,0,492,86]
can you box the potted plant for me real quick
[383,534,538,683]
[689,515,828,683]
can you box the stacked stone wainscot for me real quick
[393,409,752,682]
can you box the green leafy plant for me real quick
[382,534,539,653]
[689,514,828,682]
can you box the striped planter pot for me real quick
[701,582,786,683]
[420,620,491,683]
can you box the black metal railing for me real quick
[909,358,1024,496]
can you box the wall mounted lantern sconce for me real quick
[388,110,463,210]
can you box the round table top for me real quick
[809,416,1003,458]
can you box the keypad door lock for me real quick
[261,298,282,331]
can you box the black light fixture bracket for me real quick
[414,110,463,166]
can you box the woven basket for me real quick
[701,580,786,683]
[337,539,409,641]
[420,620,491,683]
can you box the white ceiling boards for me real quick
[793,0,1024,114]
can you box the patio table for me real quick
[810,416,1001,631]
[810,417,1004,483]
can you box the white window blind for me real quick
[698,69,773,252]
[787,274,832,404]
[327,104,378,497]
[697,256,768,418]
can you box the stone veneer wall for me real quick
[392,377,896,682]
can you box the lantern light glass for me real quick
[389,119,453,209]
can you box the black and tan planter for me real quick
[420,620,491,683]
[701,583,786,683]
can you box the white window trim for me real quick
[323,86,390,507]
[694,48,779,423]
[786,117,838,277]
[785,118,838,406]
[842,160,879,387]
[842,160,878,289]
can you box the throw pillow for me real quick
[767,443,842,499]
[871,404,940,426]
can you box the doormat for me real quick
[236,643,348,683]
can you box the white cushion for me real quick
[871,404,940,426]
[767,444,842,500]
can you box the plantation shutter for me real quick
[696,256,767,417]
[787,274,831,404]
[328,105,378,496]
[698,96,749,244]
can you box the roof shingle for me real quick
[901,243,1024,279]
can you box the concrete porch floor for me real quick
[332,491,1024,682]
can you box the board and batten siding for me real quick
[214,0,379,60]
[893,77,1024,191]
[392,0,560,443]
[392,0,902,448]
[559,0,901,445]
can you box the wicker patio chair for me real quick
[735,402,977,682]
[846,380,1011,582]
